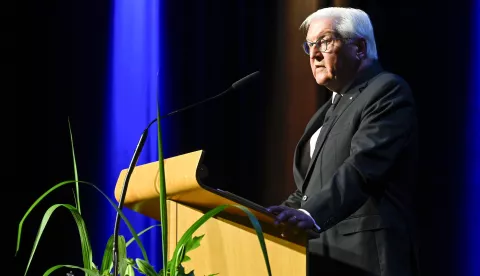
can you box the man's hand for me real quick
[266,205,315,230]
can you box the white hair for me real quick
[300,7,378,60]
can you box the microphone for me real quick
[146,70,260,129]
[112,70,260,275]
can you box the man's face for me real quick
[306,18,358,91]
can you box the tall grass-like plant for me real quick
[15,119,153,275]
[15,104,272,275]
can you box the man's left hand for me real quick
[266,205,315,230]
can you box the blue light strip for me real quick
[468,0,480,275]
[104,0,163,270]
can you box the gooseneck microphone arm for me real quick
[145,70,261,130]
[112,128,148,276]
[111,71,260,275]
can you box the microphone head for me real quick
[231,71,260,90]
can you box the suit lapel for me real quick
[293,100,331,185]
[301,89,361,189]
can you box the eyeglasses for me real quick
[302,37,351,55]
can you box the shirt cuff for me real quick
[298,208,321,231]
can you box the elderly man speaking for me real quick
[267,7,419,276]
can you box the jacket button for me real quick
[302,195,308,201]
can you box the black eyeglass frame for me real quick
[302,37,353,55]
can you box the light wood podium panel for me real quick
[168,201,306,276]
[115,150,307,276]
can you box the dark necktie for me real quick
[299,94,342,176]
[321,93,342,128]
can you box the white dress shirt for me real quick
[309,92,338,157]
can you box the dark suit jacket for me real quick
[283,62,419,276]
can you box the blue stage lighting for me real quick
[104,0,164,270]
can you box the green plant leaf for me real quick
[125,263,136,276]
[176,264,194,276]
[100,235,114,273]
[156,103,168,276]
[82,182,149,263]
[230,205,271,276]
[126,224,161,248]
[120,258,135,276]
[101,234,126,274]
[72,188,78,209]
[16,180,150,263]
[184,235,204,254]
[171,244,186,276]
[16,180,79,256]
[157,262,171,276]
[68,118,81,214]
[168,204,271,276]
[135,258,157,276]
[117,236,127,275]
[23,204,93,276]
[180,235,204,265]
[43,264,100,276]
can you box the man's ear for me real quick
[355,38,367,59]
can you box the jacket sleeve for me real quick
[301,76,417,231]
[281,188,303,209]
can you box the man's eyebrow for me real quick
[306,31,335,42]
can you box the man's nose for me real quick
[310,45,323,59]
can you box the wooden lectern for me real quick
[114,150,308,276]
